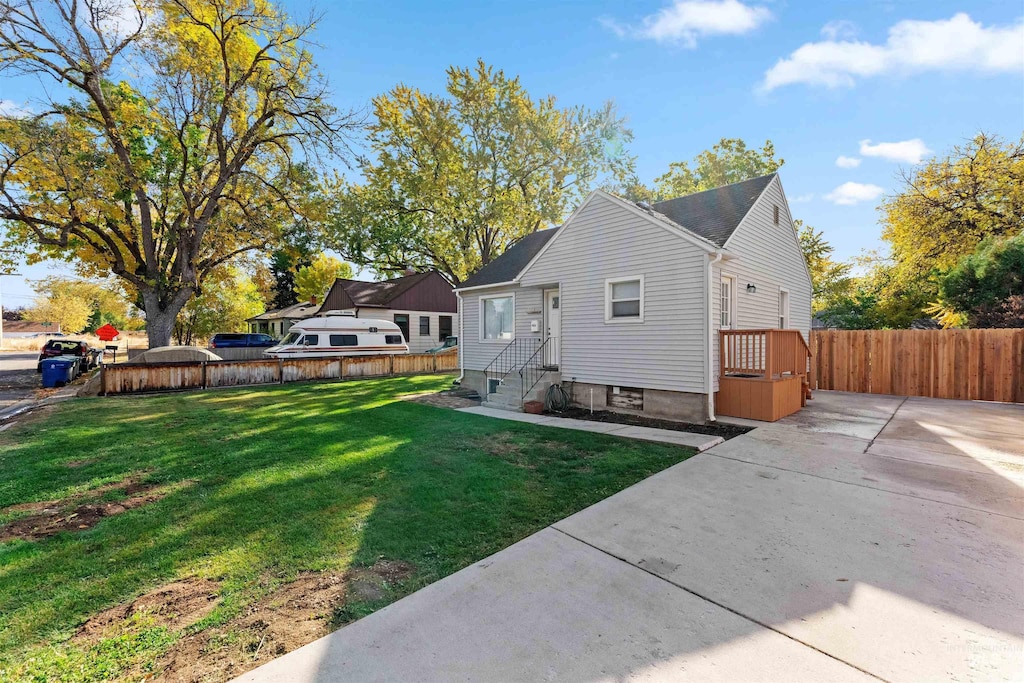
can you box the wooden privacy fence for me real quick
[811,329,1024,403]
[101,351,458,396]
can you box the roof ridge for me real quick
[596,189,721,250]
[652,172,777,205]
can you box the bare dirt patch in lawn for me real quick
[401,388,480,410]
[0,478,168,542]
[480,432,534,466]
[152,559,415,682]
[77,578,222,643]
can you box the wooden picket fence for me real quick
[811,329,1024,403]
[101,351,458,396]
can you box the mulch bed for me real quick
[550,407,752,440]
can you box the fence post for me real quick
[278,358,284,384]
[389,354,394,377]
[201,361,207,390]
[432,354,437,373]
[101,364,107,396]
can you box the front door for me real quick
[543,289,561,367]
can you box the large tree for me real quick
[938,233,1024,328]
[173,265,262,345]
[0,0,355,346]
[881,132,1024,292]
[329,60,633,284]
[293,252,351,304]
[613,138,783,202]
[796,220,852,313]
[31,275,132,330]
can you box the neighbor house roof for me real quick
[1,320,61,335]
[246,300,320,322]
[458,227,561,290]
[651,173,776,247]
[318,271,457,314]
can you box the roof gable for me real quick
[651,174,775,247]
[318,271,456,313]
[458,228,561,289]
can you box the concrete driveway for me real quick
[238,392,1024,682]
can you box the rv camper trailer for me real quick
[263,314,409,359]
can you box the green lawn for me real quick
[0,375,693,681]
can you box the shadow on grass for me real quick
[0,375,691,680]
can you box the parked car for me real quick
[209,333,277,349]
[37,339,98,372]
[426,336,458,354]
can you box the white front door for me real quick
[543,289,561,367]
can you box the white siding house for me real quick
[455,174,813,422]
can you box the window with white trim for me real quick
[481,295,514,340]
[778,289,790,329]
[606,276,644,322]
[720,275,735,329]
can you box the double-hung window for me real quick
[481,295,514,341]
[778,289,790,329]
[605,276,644,322]
[721,276,735,329]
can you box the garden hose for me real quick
[544,383,571,412]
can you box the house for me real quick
[1,320,62,338]
[247,300,320,338]
[454,173,813,422]
[317,271,459,354]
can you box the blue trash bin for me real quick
[41,358,74,388]
[58,355,82,379]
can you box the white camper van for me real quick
[264,315,409,359]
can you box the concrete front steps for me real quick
[484,371,560,412]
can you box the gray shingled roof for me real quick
[459,227,561,289]
[651,173,775,247]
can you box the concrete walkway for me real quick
[238,392,1024,683]
[456,405,724,451]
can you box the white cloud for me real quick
[859,138,931,164]
[821,20,858,41]
[601,0,772,48]
[835,155,862,168]
[0,100,33,118]
[761,13,1024,90]
[791,193,815,203]
[825,182,885,205]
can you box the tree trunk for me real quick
[142,288,192,348]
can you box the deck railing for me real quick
[720,329,812,382]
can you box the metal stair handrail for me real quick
[483,337,542,393]
[519,337,552,400]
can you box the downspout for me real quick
[456,291,465,382]
[707,250,724,422]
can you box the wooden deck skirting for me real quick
[100,350,459,396]
[716,329,812,422]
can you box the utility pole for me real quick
[0,272,24,351]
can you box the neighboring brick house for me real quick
[317,271,459,354]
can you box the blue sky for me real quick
[1,0,1022,309]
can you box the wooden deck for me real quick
[716,329,812,422]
